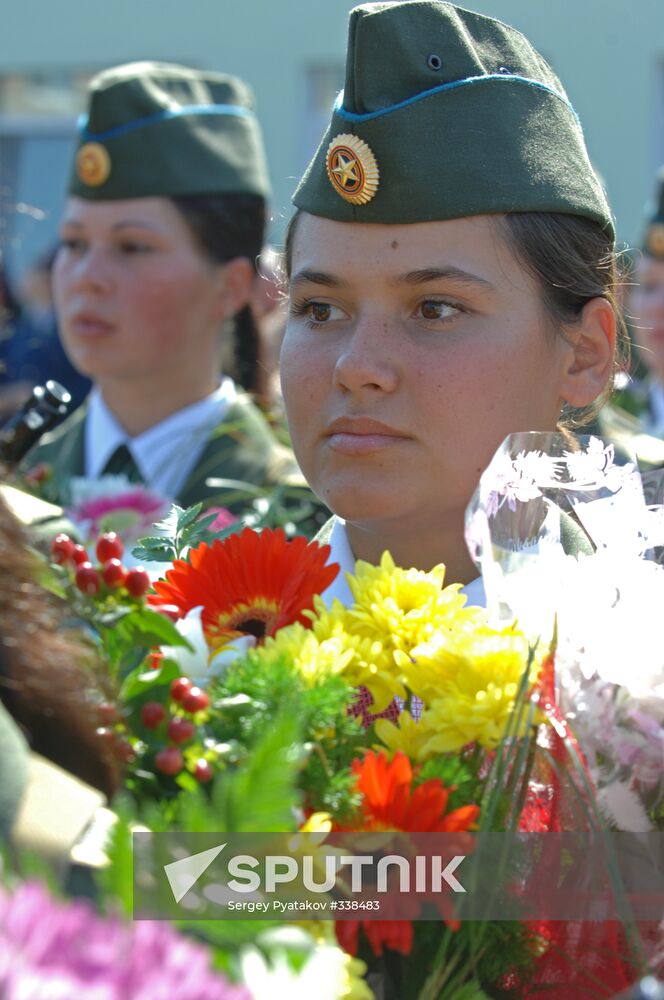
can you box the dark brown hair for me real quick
[283,209,627,427]
[0,491,119,797]
[171,193,266,394]
[501,212,628,427]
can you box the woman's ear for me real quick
[559,296,616,408]
[212,257,254,321]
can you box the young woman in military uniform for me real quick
[280,1,628,601]
[278,5,657,994]
[22,62,300,513]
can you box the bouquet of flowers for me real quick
[8,433,662,998]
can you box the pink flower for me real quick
[204,506,238,533]
[0,881,250,1000]
[66,487,169,543]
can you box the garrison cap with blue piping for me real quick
[642,167,664,260]
[293,1,614,238]
[69,62,270,201]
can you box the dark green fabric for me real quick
[20,395,298,514]
[0,701,28,839]
[294,1,612,235]
[69,62,270,201]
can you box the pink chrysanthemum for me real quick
[66,487,169,541]
[0,881,250,1000]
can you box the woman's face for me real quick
[281,212,574,534]
[629,255,664,384]
[54,197,228,384]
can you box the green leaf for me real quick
[97,799,136,917]
[176,503,204,532]
[211,713,301,833]
[121,607,191,647]
[120,657,181,701]
[131,537,176,563]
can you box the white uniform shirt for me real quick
[85,379,237,499]
[321,516,486,608]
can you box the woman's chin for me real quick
[319,486,408,526]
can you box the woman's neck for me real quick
[345,514,478,585]
[97,373,220,438]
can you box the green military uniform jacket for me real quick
[20,392,301,513]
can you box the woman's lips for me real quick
[326,432,409,455]
[70,314,114,337]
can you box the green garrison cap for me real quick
[69,62,270,201]
[642,168,664,260]
[294,1,613,237]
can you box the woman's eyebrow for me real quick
[397,267,495,290]
[290,269,350,289]
[110,220,161,232]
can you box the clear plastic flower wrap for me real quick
[465,432,664,831]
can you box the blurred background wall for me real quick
[0,0,662,283]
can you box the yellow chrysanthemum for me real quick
[407,625,539,753]
[302,555,488,712]
[374,710,431,760]
[346,552,483,656]
[308,596,406,711]
[408,623,531,703]
[249,620,355,685]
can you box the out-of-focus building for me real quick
[0,0,660,281]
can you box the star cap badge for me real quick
[76,142,111,187]
[326,133,379,206]
[647,222,664,259]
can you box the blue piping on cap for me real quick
[334,73,580,126]
[78,102,253,142]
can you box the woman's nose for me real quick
[333,317,399,395]
[67,247,114,294]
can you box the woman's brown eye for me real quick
[421,301,442,319]
[311,303,331,322]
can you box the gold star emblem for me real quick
[326,133,379,206]
[76,142,111,187]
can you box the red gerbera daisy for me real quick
[152,527,338,650]
[350,751,480,833]
[336,752,480,958]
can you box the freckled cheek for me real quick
[281,333,329,403]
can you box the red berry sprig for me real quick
[182,686,210,714]
[49,530,153,604]
[170,677,193,703]
[75,562,101,595]
[125,567,150,598]
[141,702,166,730]
[155,746,184,776]
[50,533,76,565]
[194,759,214,783]
[102,558,126,589]
[72,544,90,566]
[167,716,196,744]
[96,531,123,563]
